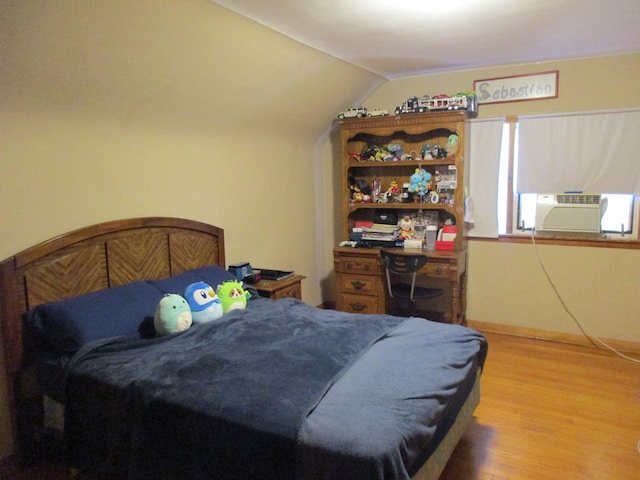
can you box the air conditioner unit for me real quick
[535,194,607,233]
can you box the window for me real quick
[493,110,640,240]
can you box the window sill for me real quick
[492,233,640,249]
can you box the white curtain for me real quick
[467,117,505,238]
[517,109,640,194]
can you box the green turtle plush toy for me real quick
[154,293,193,336]
[216,280,251,313]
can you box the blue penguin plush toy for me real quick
[154,293,192,336]
[184,281,224,324]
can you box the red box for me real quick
[435,240,454,250]
[435,226,456,250]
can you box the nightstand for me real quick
[253,275,305,300]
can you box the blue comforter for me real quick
[63,297,486,479]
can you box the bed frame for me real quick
[0,217,225,460]
[0,217,476,478]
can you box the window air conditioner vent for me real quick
[535,194,607,234]
[555,194,601,205]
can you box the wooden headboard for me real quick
[0,217,225,378]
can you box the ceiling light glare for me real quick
[381,0,476,14]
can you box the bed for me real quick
[0,217,487,479]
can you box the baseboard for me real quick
[466,319,640,355]
[318,301,336,310]
[316,303,640,355]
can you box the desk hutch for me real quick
[333,111,472,324]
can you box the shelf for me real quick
[347,202,456,213]
[348,158,456,168]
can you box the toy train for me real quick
[394,93,478,115]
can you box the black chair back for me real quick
[380,249,444,316]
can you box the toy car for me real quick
[367,108,389,117]
[427,93,478,113]
[394,96,430,114]
[337,107,367,119]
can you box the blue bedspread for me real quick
[63,298,486,479]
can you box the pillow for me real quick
[149,266,235,294]
[25,281,163,354]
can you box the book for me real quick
[256,268,294,281]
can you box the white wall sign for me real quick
[474,71,559,104]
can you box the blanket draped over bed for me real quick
[63,298,487,480]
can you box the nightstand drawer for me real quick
[254,275,305,300]
[340,274,380,295]
[271,283,301,300]
[339,293,379,314]
[339,256,378,274]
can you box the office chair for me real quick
[380,249,444,317]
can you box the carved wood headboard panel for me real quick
[0,217,225,377]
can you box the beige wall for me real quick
[0,0,381,458]
[324,53,640,344]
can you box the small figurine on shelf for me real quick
[387,143,403,161]
[421,144,448,160]
[361,144,389,162]
[348,151,363,162]
[350,176,371,203]
[385,179,401,202]
[399,215,414,239]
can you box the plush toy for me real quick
[445,134,459,156]
[408,168,432,201]
[349,176,371,203]
[216,280,251,313]
[154,293,192,336]
[184,281,223,324]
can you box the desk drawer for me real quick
[340,274,379,295]
[340,293,379,314]
[420,262,450,278]
[339,256,377,274]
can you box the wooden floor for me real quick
[440,331,640,480]
[2,331,639,479]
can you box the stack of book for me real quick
[361,223,400,243]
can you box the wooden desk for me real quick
[333,247,467,324]
[253,274,305,300]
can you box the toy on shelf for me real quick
[361,144,391,161]
[338,107,390,119]
[394,92,478,116]
[408,168,432,202]
[421,144,448,160]
[367,108,389,117]
[349,176,372,203]
[399,215,414,239]
[445,134,459,156]
[337,107,367,119]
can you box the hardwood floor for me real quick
[440,331,640,480]
[2,331,639,479]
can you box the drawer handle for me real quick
[364,264,370,271]
[346,263,353,270]
[435,267,442,275]
[351,280,366,289]
[350,302,367,312]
